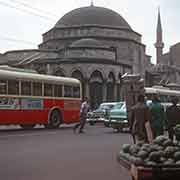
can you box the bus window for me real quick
[73,86,80,98]
[8,80,19,95]
[0,80,7,94]
[21,81,31,95]
[32,82,42,96]
[64,85,73,97]
[44,83,53,97]
[54,85,62,97]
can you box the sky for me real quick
[0,0,180,64]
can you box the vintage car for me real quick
[104,100,156,132]
[104,101,128,131]
[86,102,117,125]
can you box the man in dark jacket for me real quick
[166,97,180,140]
[130,94,150,143]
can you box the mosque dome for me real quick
[55,5,131,29]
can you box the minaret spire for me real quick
[155,7,164,64]
[91,0,94,6]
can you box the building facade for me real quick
[0,5,151,108]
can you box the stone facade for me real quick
[0,5,150,108]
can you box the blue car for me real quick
[104,102,128,132]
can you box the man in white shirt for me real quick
[73,97,90,133]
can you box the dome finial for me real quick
[90,0,94,6]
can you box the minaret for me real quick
[154,8,164,64]
[91,0,94,6]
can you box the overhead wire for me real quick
[9,0,58,18]
[0,0,56,21]
[0,35,37,45]
[0,0,59,49]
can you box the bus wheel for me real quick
[20,124,35,130]
[48,110,61,128]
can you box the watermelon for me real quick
[174,151,180,161]
[164,146,176,158]
[137,150,149,159]
[122,144,131,153]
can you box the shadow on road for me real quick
[0,125,74,134]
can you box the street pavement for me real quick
[0,124,132,180]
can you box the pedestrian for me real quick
[166,97,180,141]
[73,97,90,133]
[130,94,151,143]
[149,95,165,138]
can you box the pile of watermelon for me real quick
[119,135,180,166]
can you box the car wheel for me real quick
[104,122,110,127]
[116,126,123,133]
[89,121,95,126]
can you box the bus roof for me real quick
[145,87,157,94]
[0,65,37,73]
[0,68,80,86]
[145,87,180,96]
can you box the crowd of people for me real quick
[73,94,180,141]
[130,94,180,143]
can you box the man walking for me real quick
[166,97,180,140]
[73,97,90,133]
[130,94,150,143]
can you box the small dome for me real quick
[55,6,131,29]
[70,38,104,48]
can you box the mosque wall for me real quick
[170,43,180,66]
[66,49,115,60]
[41,27,141,45]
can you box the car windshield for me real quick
[111,102,124,109]
[99,104,114,110]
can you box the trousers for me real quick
[74,115,86,132]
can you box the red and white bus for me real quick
[0,66,82,129]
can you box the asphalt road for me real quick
[0,124,132,180]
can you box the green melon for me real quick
[176,160,180,165]
[145,161,157,166]
[137,150,149,159]
[129,145,140,155]
[122,144,131,153]
[163,139,174,147]
[163,158,174,165]
[132,157,143,166]
[149,151,161,162]
[153,135,168,145]
[174,151,180,161]
[164,146,176,158]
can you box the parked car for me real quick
[104,100,155,132]
[104,101,128,132]
[87,102,117,125]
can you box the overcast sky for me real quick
[0,0,179,64]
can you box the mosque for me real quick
[0,3,179,106]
